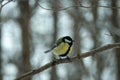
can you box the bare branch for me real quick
[0,0,13,14]
[38,3,120,12]
[15,43,120,80]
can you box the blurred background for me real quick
[0,0,120,80]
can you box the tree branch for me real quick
[15,43,120,80]
[38,3,120,12]
[0,0,13,14]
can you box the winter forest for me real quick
[0,0,120,80]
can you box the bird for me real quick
[44,36,73,58]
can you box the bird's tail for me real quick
[44,49,52,53]
[44,46,55,53]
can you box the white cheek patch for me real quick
[65,39,71,43]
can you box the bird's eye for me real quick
[65,39,71,43]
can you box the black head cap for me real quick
[63,36,73,45]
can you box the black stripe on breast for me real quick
[59,45,71,57]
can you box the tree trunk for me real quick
[91,1,104,80]
[0,8,2,80]
[17,0,31,80]
[49,1,59,80]
[111,0,120,80]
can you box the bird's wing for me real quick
[44,44,57,53]
[44,38,63,53]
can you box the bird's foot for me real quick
[66,56,71,62]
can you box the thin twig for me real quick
[1,0,13,7]
[38,2,120,12]
[0,0,13,14]
[15,43,120,80]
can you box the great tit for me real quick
[44,36,73,58]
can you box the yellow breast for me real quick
[53,42,70,56]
